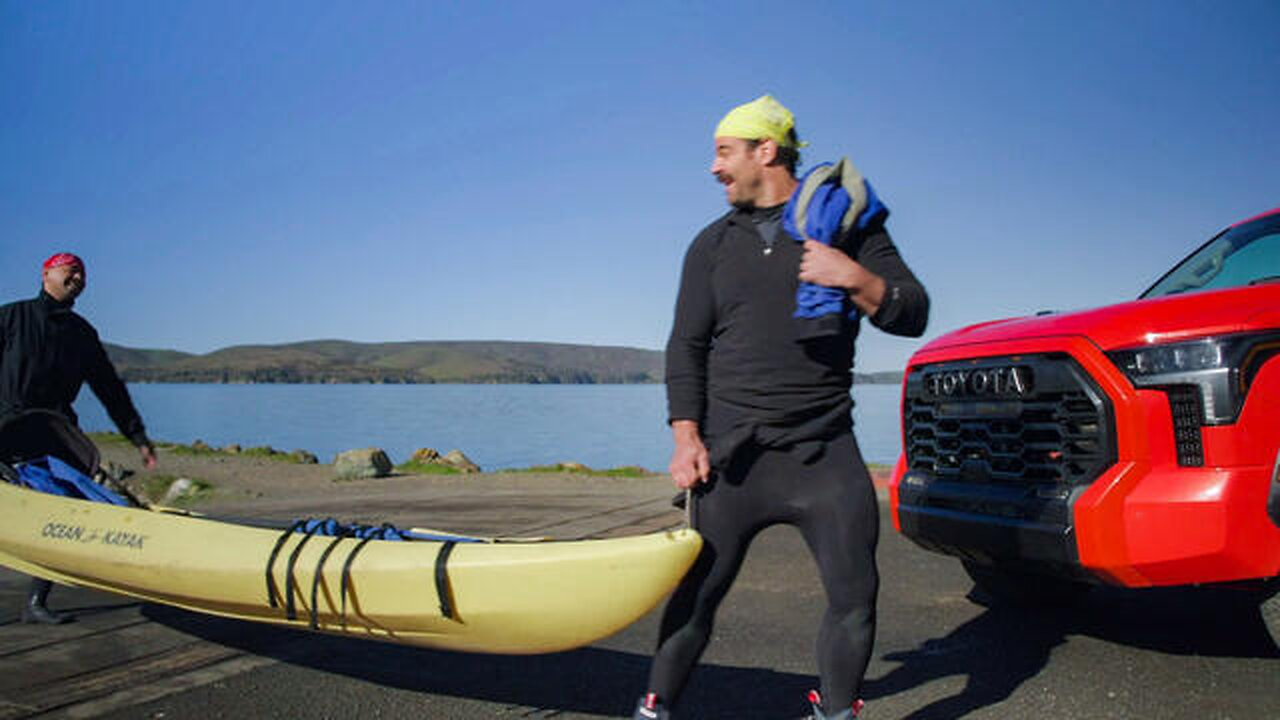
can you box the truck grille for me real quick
[904,353,1116,486]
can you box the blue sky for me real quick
[3,1,1278,372]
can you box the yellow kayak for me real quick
[0,481,701,654]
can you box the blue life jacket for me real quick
[15,455,130,506]
[783,158,889,322]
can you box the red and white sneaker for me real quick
[633,693,670,720]
[805,689,864,719]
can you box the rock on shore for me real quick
[333,448,393,479]
[409,447,481,473]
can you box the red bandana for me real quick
[42,253,85,272]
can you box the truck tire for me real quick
[962,561,1091,607]
[1261,588,1280,651]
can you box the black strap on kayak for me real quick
[434,540,459,621]
[338,524,396,629]
[309,528,354,630]
[266,519,308,609]
[284,520,328,621]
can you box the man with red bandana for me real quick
[0,252,157,624]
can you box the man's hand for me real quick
[799,240,887,316]
[669,420,710,489]
[138,442,157,470]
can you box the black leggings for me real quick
[646,432,879,711]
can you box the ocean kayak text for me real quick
[41,522,147,550]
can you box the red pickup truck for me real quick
[890,208,1280,648]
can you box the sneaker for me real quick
[633,693,670,720]
[804,689,864,719]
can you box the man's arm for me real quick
[665,224,720,487]
[83,329,156,469]
[669,419,710,489]
[798,227,929,337]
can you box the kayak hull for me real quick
[0,482,701,654]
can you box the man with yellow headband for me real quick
[634,96,929,719]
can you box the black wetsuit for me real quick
[0,291,148,444]
[649,204,928,711]
[0,290,151,622]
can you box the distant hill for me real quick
[103,344,195,369]
[102,340,903,385]
[104,340,664,384]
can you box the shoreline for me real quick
[92,436,893,528]
[77,384,906,480]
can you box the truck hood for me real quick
[923,284,1280,354]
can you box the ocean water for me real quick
[74,384,904,471]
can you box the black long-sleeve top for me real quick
[665,204,929,442]
[0,291,149,445]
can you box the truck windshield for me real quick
[1142,213,1280,299]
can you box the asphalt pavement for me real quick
[1,482,1277,719]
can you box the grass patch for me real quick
[238,446,318,463]
[87,431,132,446]
[157,443,220,458]
[144,441,316,464]
[584,466,654,478]
[137,474,214,506]
[396,461,463,475]
[511,464,655,478]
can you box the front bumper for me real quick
[895,469,1093,581]
[896,459,1280,587]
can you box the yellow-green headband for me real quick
[714,94,807,148]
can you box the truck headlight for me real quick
[1106,332,1280,425]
